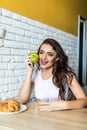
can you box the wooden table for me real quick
[0,101,87,130]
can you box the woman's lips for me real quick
[40,60,48,65]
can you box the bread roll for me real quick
[8,100,20,112]
[0,99,20,112]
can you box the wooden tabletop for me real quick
[0,101,87,130]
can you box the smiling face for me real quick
[38,44,57,69]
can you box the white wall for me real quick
[0,8,78,100]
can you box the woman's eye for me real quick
[48,53,53,56]
[39,51,43,54]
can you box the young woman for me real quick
[18,38,87,111]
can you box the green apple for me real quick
[28,52,39,63]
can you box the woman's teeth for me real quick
[41,60,48,65]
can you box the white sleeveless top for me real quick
[32,69,69,101]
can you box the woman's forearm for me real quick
[66,98,87,109]
[18,70,33,104]
[38,98,87,111]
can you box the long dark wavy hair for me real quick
[37,38,74,99]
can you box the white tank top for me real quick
[32,69,69,101]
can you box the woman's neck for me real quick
[41,67,53,80]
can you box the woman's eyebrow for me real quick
[40,49,55,54]
[47,52,54,54]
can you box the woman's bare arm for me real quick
[18,70,34,104]
[18,55,34,104]
[68,75,86,99]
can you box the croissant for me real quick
[0,100,20,112]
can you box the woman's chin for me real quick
[40,65,46,69]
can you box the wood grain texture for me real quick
[0,101,87,130]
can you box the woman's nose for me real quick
[42,53,47,59]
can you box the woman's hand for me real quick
[38,100,68,111]
[25,55,34,72]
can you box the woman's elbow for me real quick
[18,97,29,104]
